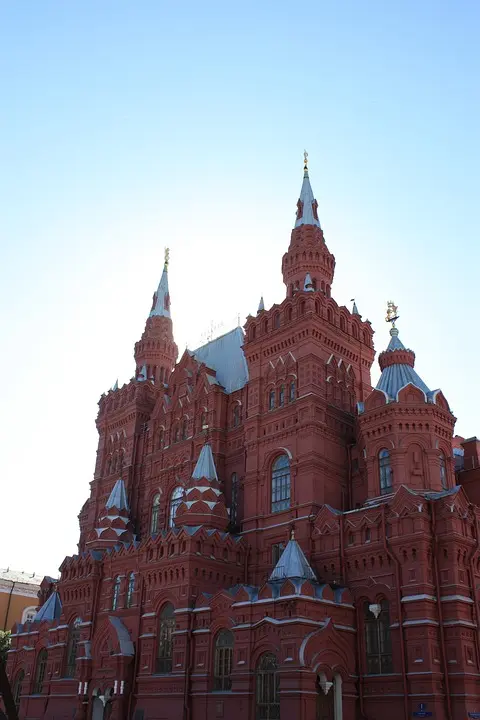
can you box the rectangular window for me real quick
[271,475,290,513]
[272,543,286,565]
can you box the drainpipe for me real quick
[382,506,409,720]
[127,575,144,720]
[3,582,15,631]
[183,609,193,720]
[431,503,452,720]
[468,512,480,679]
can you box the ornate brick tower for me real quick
[134,248,178,386]
[357,303,456,503]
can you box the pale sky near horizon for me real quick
[0,1,479,578]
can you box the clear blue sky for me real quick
[1,1,479,577]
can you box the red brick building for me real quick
[6,159,480,720]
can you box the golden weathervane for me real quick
[385,300,399,326]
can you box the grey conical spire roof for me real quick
[192,443,218,481]
[33,591,62,623]
[105,478,129,511]
[295,157,321,229]
[257,296,265,313]
[269,535,317,582]
[150,253,171,318]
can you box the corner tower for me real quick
[134,248,178,385]
[281,153,336,297]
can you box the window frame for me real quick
[156,603,175,674]
[379,449,393,495]
[151,493,161,534]
[13,669,25,709]
[169,486,183,528]
[440,453,448,490]
[364,600,393,675]
[64,621,80,678]
[213,629,234,691]
[256,653,280,720]
[271,455,291,513]
[126,572,135,608]
[33,648,48,694]
[112,576,121,610]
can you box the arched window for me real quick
[151,493,161,534]
[287,306,293,322]
[112,576,121,610]
[156,603,175,673]
[33,648,48,694]
[327,307,333,323]
[126,573,135,608]
[233,405,240,428]
[271,454,291,513]
[379,449,393,494]
[256,653,279,719]
[340,315,346,332]
[289,380,296,402]
[200,411,207,432]
[213,629,234,690]
[64,619,80,678]
[169,486,183,528]
[440,453,448,490]
[352,324,358,339]
[157,428,164,450]
[173,425,179,443]
[273,313,280,329]
[268,390,275,410]
[300,300,306,315]
[182,418,188,440]
[231,473,239,526]
[364,600,393,674]
[278,386,285,407]
[13,669,24,709]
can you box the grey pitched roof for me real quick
[191,327,249,393]
[34,591,62,623]
[295,170,321,229]
[192,444,218,481]
[149,265,171,318]
[105,478,129,512]
[269,537,317,582]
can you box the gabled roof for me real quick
[106,479,129,512]
[34,591,62,623]
[269,536,317,582]
[191,327,249,393]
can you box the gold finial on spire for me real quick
[164,247,170,269]
[290,527,295,540]
[385,300,399,327]
[303,150,309,177]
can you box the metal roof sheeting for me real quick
[192,327,249,394]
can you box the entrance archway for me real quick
[92,697,105,720]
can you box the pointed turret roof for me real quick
[33,590,62,623]
[376,326,431,400]
[257,296,265,313]
[269,534,317,582]
[295,153,321,229]
[105,478,129,512]
[149,250,171,318]
[352,300,360,316]
[174,442,229,530]
[192,444,218,481]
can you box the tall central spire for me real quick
[281,153,335,297]
[295,151,321,228]
[134,247,178,386]
[149,248,171,318]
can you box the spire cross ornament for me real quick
[386,300,399,327]
[303,149,309,176]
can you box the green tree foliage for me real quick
[0,631,11,664]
